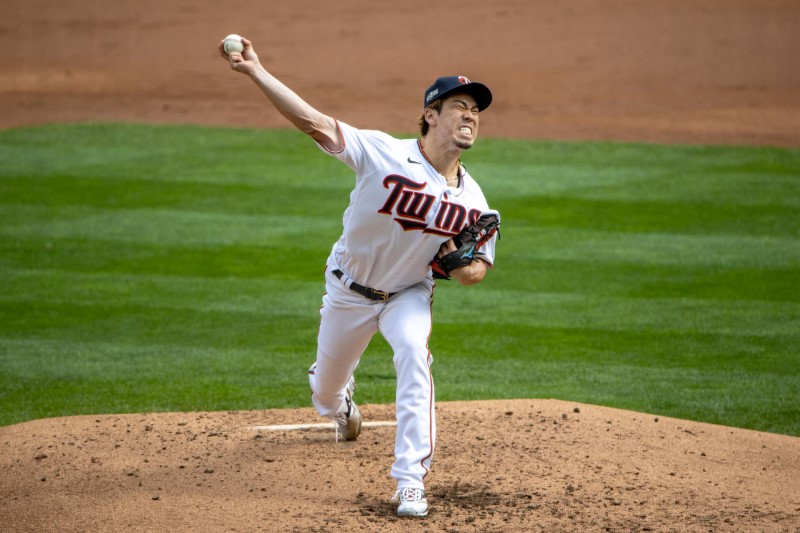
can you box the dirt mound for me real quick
[2,400,798,532]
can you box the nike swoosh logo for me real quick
[407,157,422,164]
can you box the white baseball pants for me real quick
[308,267,436,490]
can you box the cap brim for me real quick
[439,82,493,111]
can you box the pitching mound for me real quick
[2,399,798,532]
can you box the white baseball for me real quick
[223,34,244,54]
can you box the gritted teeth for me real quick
[459,126,472,134]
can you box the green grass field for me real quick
[1,123,798,435]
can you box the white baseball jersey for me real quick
[317,120,499,293]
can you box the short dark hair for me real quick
[417,99,443,137]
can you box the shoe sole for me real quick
[397,501,428,517]
[397,509,428,517]
[398,509,428,517]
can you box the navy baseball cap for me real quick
[423,76,493,111]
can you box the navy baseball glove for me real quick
[431,214,500,280]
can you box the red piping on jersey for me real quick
[417,139,464,184]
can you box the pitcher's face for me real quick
[430,93,480,150]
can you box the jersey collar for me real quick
[416,139,464,187]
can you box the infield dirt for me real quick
[3,401,800,532]
[1,1,799,531]
[2,0,799,146]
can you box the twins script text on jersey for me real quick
[378,175,482,236]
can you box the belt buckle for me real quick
[370,289,390,302]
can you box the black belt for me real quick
[332,269,395,302]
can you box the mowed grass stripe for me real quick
[1,123,798,435]
[503,196,800,236]
[4,174,799,236]
[472,145,800,216]
[0,206,340,246]
[510,227,800,268]
[3,237,795,302]
[433,290,799,337]
[0,175,350,215]
[433,355,799,436]
[0,123,341,186]
[5,269,797,337]
[2,270,323,315]
[0,339,316,421]
[492,260,797,302]
[0,237,330,281]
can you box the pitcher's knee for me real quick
[393,347,432,372]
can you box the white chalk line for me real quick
[250,421,396,432]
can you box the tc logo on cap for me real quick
[424,75,492,110]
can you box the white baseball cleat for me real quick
[395,487,428,517]
[334,375,361,441]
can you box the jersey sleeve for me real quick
[314,120,391,179]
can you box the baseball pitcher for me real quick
[220,36,500,518]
